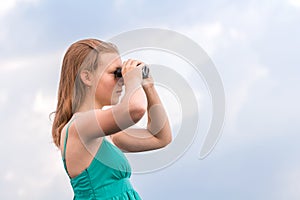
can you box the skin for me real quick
[60,53,172,178]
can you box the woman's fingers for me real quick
[122,59,144,76]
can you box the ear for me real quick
[80,69,94,87]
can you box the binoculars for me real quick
[114,65,150,79]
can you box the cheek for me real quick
[95,76,116,97]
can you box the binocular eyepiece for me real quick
[114,65,150,79]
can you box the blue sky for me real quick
[0,0,300,199]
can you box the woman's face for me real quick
[94,53,123,108]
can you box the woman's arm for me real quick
[111,76,172,152]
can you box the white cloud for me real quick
[0,0,40,44]
[3,170,15,182]
[0,59,26,72]
[113,0,144,11]
[0,0,40,17]
[113,0,126,10]
[181,22,224,55]
[0,90,8,108]
[278,165,300,199]
[229,28,247,41]
[17,188,27,197]
[33,91,56,115]
[289,0,300,7]
[175,2,286,141]
[0,0,17,16]
[226,64,269,132]
[0,48,62,74]
[179,1,282,57]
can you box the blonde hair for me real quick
[51,39,119,147]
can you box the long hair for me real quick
[51,39,119,147]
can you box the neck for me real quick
[76,93,103,113]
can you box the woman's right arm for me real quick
[72,60,147,142]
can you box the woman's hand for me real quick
[121,59,144,83]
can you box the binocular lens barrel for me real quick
[114,68,122,78]
[114,65,149,79]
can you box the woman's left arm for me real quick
[111,76,172,152]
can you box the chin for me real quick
[108,98,119,106]
[111,99,119,105]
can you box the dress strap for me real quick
[62,118,76,173]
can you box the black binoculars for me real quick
[114,65,150,79]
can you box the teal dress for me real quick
[62,121,142,200]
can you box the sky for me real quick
[0,0,300,199]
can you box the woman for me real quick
[51,38,172,199]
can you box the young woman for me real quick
[51,39,172,199]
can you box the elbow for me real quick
[166,135,172,145]
[129,94,147,123]
[160,132,172,148]
[128,90,147,123]
[162,123,173,147]
[130,105,146,123]
[165,135,173,146]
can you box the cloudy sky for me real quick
[0,0,300,199]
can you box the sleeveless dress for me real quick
[62,120,142,200]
